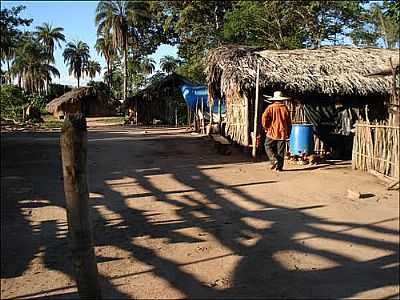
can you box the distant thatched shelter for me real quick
[125,73,192,125]
[206,45,398,157]
[46,87,117,119]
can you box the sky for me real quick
[2,0,178,86]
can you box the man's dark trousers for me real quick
[264,136,286,170]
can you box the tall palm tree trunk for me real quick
[107,60,111,90]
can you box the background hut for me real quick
[46,86,117,119]
[206,45,398,158]
[125,73,192,125]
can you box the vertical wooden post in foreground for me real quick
[60,114,101,300]
[252,63,260,158]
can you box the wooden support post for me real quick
[195,99,199,132]
[60,114,101,300]
[201,98,205,134]
[187,105,191,129]
[252,63,260,159]
[175,106,178,127]
[244,94,249,149]
[135,98,138,126]
[218,98,222,134]
[209,100,213,135]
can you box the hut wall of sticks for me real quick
[46,87,117,119]
[125,73,191,126]
[352,56,400,180]
[352,118,399,179]
[206,45,397,158]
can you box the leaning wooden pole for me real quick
[60,114,101,300]
[252,63,260,158]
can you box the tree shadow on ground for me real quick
[1,130,399,299]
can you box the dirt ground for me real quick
[1,126,399,299]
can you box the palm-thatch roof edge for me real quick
[46,87,95,113]
[206,45,398,101]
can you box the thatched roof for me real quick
[46,87,96,113]
[125,73,193,106]
[366,56,399,77]
[206,45,398,100]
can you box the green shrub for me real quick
[0,84,28,121]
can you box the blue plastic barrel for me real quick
[289,124,314,155]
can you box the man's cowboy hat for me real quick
[263,91,289,101]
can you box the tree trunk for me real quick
[60,114,102,300]
[107,60,111,90]
[378,10,389,48]
[77,76,80,88]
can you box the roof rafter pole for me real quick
[252,62,261,158]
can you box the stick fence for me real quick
[352,120,400,179]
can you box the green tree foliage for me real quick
[95,32,116,88]
[223,1,305,49]
[35,22,65,93]
[95,0,153,101]
[160,55,181,74]
[158,1,236,83]
[0,5,32,82]
[175,55,204,83]
[385,0,400,23]
[140,57,156,75]
[351,1,399,48]
[63,41,90,87]
[85,60,102,80]
[11,35,60,93]
[0,84,28,120]
[35,22,65,58]
[87,80,112,98]
[223,1,366,49]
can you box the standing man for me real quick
[261,91,292,171]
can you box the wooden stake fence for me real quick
[352,120,400,179]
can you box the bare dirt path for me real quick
[1,127,399,299]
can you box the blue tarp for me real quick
[180,84,225,113]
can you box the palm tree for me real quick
[160,55,181,74]
[95,32,115,88]
[140,57,155,75]
[95,0,150,101]
[85,60,102,80]
[35,23,65,58]
[35,23,65,92]
[63,41,90,87]
[11,39,60,93]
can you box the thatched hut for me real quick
[46,86,117,119]
[206,45,398,157]
[125,73,192,125]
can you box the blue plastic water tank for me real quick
[289,124,314,155]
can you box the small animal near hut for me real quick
[46,86,117,119]
[206,45,398,157]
